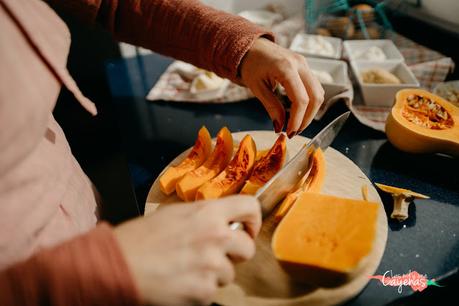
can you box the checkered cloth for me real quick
[146,30,454,132]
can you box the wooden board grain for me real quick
[145,131,388,306]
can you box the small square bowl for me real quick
[238,10,283,28]
[351,61,420,106]
[343,39,404,62]
[306,57,350,101]
[290,33,342,59]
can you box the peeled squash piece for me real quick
[159,127,212,195]
[240,134,287,195]
[196,135,257,200]
[176,127,233,201]
[274,148,326,222]
[272,193,378,287]
[386,89,459,156]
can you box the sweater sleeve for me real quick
[47,0,274,82]
[0,222,141,306]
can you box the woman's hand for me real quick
[113,195,261,306]
[240,38,325,138]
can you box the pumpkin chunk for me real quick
[240,134,287,195]
[272,193,379,287]
[274,148,326,222]
[386,89,459,156]
[196,135,257,200]
[176,127,233,201]
[159,126,212,195]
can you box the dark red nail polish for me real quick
[287,131,295,139]
[273,120,282,133]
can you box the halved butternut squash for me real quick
[159,126,212,195]
[195,135,257,200]
[240,134,287,195]
[274,148,326,222]
[272,192,379,287]
[176,127,233,201]
[386,89,459,156]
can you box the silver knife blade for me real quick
[254,111,350,217]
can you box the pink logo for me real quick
[369,270,442,293]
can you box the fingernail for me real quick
[287,131,296,139]
[273,120,282,133]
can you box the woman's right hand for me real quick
[113,195,261,306]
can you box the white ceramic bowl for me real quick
[238,10,283,28]
[351,61,420,106]
[290,33,342,59]
[343,39,404,62]
[306,57,350,101]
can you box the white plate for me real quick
[306,57,350,101]
[290,33,342,59]
[351,61,419,106]
[343,39,404,62]
[238,10,283,28]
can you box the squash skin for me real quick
[159,127,212,195]
[240,134,287,195]
[386,89,459,156]
[274,148,326,222]
[272,193,378,287]
[176,127,233,201]
[195,135,257,200]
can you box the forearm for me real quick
[0,223,141,306]
[47,0,274,81]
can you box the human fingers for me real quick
[251,82,286,133]
[216,195,262,239]
[298,68,325,133]
[278,66,310,138]
[225,229,256,263]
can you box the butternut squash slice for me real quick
[272,192,379,287]
[274,148,326,222]
[240,134,287,195]
[195,135,257,200]
[386,89,459,156]
[159,126,212,195]
[176,127,233,201]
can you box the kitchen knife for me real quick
[230,111,350,231]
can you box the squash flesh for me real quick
[386,89,459,156]
[159,127,212,195]
[272,192,378,287]
[240,134,287,195]
[274,148,326,222]
[176,127,233,201]
[195,135,257,200]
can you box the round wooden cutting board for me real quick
[145,131,388,306]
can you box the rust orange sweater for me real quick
[0,0,273,305]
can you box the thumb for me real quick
[251,82,286,133]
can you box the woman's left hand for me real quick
[240,38,325,138]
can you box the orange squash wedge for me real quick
[386,89,459,156]
[272,192,379,287]
[195,135,257,200]
[274,148,326,222]
[159,126,212,195]
[240,134,287,195]
[176,127,233,201]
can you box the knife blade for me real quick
[255,111,350,217]
[230,111,350,231]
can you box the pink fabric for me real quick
[0,0,99,270]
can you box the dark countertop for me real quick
[104,52,459,306]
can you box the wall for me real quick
[420,0,459,26]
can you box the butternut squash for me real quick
[159,126,212,195]
[176,127,233,201]
[272,193,379,287]
[274,148,326,222]
[195,135,257,200]
[386,89,459,156]
[240,134,287,195]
